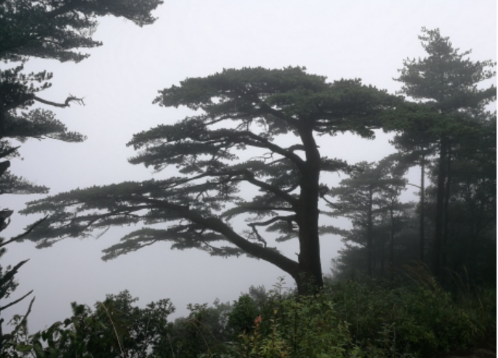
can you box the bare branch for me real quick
[406,182,421,189]
[34,94,85,108]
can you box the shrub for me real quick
[324,273,496,357]
[232,291,359,358]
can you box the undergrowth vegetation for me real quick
[216,272,495,358]
[324,277,495,357]
[3,268,495,358]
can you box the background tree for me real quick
[424,109,496,284]
[393,27,496,278]
[327,161,383,278]
[326,156,408,279]
[376,160,411,281]
[21,67,397,295]
[334,28,496,284]
[388,114,436,263]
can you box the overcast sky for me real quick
[1,1,496,333]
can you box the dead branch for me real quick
[33,94,85,107]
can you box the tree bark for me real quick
[295,124,323,295]
[367,186,373,278]
[433,135,448,279]
[442,144,452,272]
[380,234,385,278]
[419,153,425,262]
[389,207,395,281]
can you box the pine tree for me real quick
[388,119,435,263]
[393,28,496,278]
[21,67,397,294]
[326,156,407,278]
[426,109,496,283]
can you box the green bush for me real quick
[323,274,495,357]
[194,274,495,358]
[229,290,358,358]
[5,276,493,358]
[6,290,175,358]
[228,295,260,336]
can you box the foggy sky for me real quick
[1,1,496,333]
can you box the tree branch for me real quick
[0,290,33,312]
[242,131,306,171]
[190,128,306,170]
[406,182,421,189]
[34,94,85,108]
[0,146,19,159]
[247,224,267,248]
[320,195,343,210]
[205,169,298,206]
[136,197,300,276]
[239,90,300,128]
[0,216,48,248]
[249,215,297,228]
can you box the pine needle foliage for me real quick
[21,67,398,294]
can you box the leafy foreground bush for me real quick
[2,277,495,357]
[202,277,495,358]
[229,292,359,358]
[2,290,174,358]
[324,275,496,357]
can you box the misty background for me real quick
[1,0,496,333]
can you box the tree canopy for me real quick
[330,28,496,283]
[0,0,163,62]
[0,0,164,349]
[21,66,398,294]
[0,0,164,190]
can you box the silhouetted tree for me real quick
[21,67,397,294]
[425,109,496,284]
[393,28,495,278]
[388,123,435,263]
[326,156,407,278]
